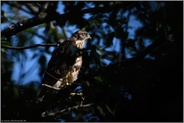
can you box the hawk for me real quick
[36,30,91,103]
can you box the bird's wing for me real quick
[42,38,78,86]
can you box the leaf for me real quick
[1,41,11,46]
[39,54,47,68]
[94,75,104,83]
[1,48,7,53]
[1,36,7,41]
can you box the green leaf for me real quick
[94,75,104,83]
[1,41,11,46]
[1,36,11,46]
[1,48,7,53]
[1,36,7,41]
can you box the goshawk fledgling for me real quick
[36,30,91,103]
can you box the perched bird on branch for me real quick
[36,30,91,103]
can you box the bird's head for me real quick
[72,30,92,41]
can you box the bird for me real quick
[36,30,91,103]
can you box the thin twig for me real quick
[44,71,60,81]
[42,84,61,90]
[113,102,119,116]
[42,103,94,117]
[7,2,34,15]
[1,43,57,50]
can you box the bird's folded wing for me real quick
[42,39,78,86]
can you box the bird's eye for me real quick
[82,33,86,36]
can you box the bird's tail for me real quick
[36,87,47,103]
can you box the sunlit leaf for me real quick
[1,48,7,53]
[1,36,7,41]
[94,75,104,83]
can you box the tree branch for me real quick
[41,103,94,117]
[1,2,124,38]
[113,39,163,67]
[1,43,57,50]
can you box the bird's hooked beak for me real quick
[87,34,92,40]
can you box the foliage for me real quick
[1,1,183,122]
